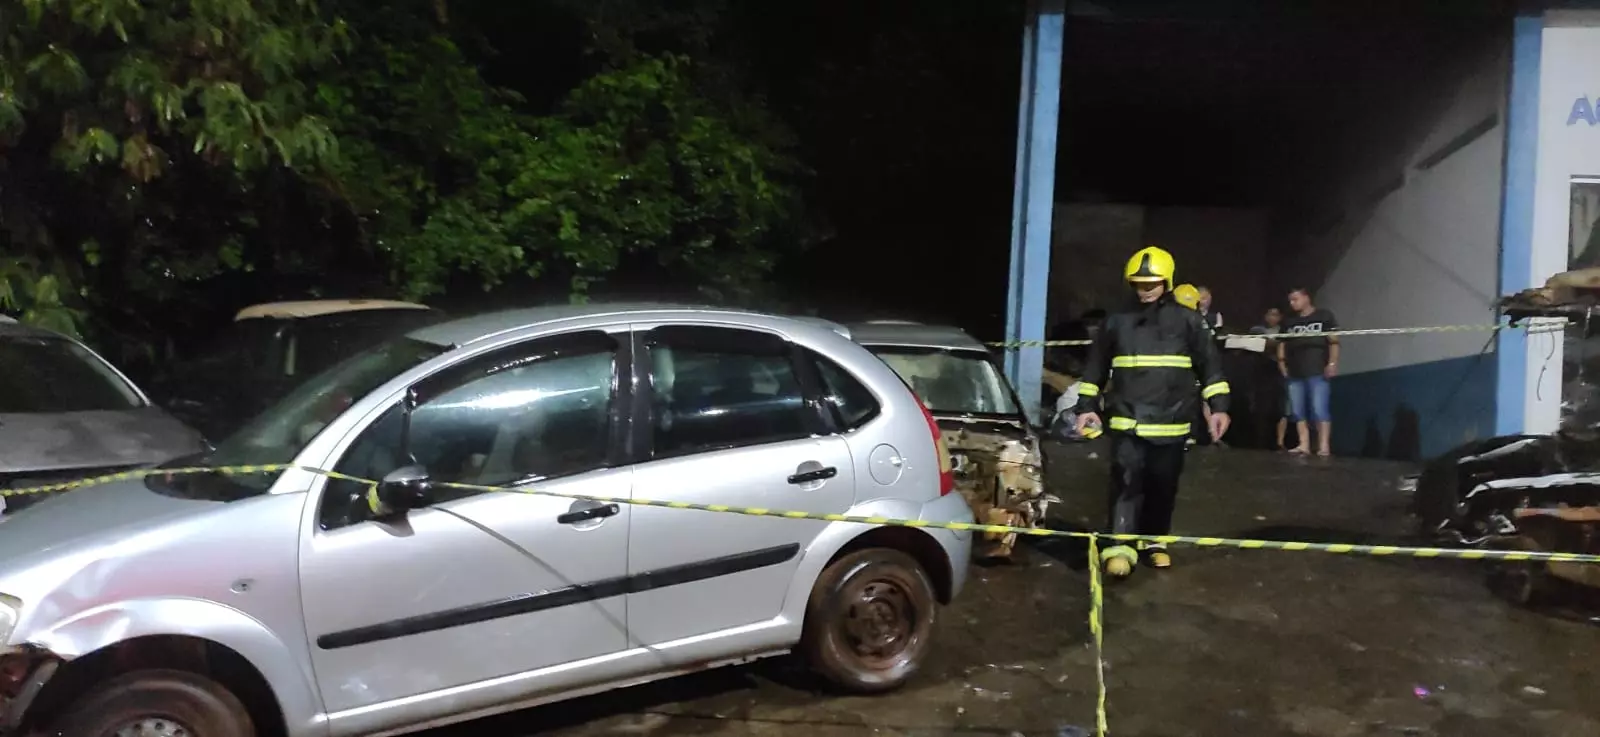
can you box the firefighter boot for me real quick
[1102,545,1137,578]
[1141,542,1172,569]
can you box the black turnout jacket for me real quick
[1074,294,1231,444]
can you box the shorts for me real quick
[1287,376,1331,423]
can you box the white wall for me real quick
[1284,38,1508,376]
[1525,12,1600,433]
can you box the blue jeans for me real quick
[1287,376,1331,423]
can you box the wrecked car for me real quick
[148,299,445,441]
[1405,432,1600,542]
[0,316,206,515]
[849,321,1054,560]
[0,305,975,736]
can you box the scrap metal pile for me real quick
[1410,266,1600,603]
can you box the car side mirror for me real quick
[374,464,435,517]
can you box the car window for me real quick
[868,346,1022,417]
[649,342,810,458]
[0,335,143,413]
[319,346,617,529]
[185,319,284,374]
[291,310,443,378]
[808,351,880,430]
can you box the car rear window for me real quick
[0,336,143,413]
[808,351,881,430]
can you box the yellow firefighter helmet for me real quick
[1124,246,1175,289]
[1173,283,1201,310]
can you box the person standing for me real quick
[1174,283,1220,449]
[1277,288,1339,456]
[1074,247,1231,579]
[1251,307,1292,450]
[1197,286,1223,331]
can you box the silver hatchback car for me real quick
[0,304,972,737]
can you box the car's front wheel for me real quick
[802,548,938,693]
[47,669,254,737]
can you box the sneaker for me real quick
[1104,557,1133,578]
[1147,550,1172,568]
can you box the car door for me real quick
[626,324,857,647]
[297,328,636,723]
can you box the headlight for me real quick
[0,595,22,645]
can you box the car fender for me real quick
[27,597,326,737]
[779,497,955,628]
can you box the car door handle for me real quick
[788,466,838,485]
[557,503,620,525]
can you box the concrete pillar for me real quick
[1004,0,1065,424]
[1495,13,1541,435]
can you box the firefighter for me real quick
[1173,283,1201,310]
[1174,283,1218,448]
[1073,246,1231,578]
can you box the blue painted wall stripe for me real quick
[1495,13,1542,436]
[1004,0,1065,423]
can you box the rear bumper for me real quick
[919,492,975,600]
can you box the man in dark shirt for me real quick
[1276,287,1339,456]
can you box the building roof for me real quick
[234,299,432,321]
[845,321,990,352]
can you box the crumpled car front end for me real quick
[939,420,1055,560]
[1409,433,1586,543]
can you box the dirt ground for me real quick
[436,444,1600,737]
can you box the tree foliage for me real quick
[0,0,807,358]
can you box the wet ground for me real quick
[437,445,1600,737]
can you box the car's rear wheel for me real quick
[802,548,937,693]
[46,669,254,737]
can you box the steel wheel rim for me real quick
[838,576,920,669]
[113,718,191,737]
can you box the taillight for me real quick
[916,398,955,496]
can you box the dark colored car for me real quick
[1406,430,1600,543]
[147,299,446,440]
[0,317,206,512]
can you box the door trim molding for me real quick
[315,543,802,650]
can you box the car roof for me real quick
[0,318,67,340]
[234,299,432,321]
[405,302,848,347]
[845,321,990,352]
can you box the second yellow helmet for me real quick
[1124,246,1175,289]
[1173,283,1201,310]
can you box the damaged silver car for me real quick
[0,316,206,512]
[849,321,1053,560]
[0,305,973,736]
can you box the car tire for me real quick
[802,548,938,694]
[47,669,254,737]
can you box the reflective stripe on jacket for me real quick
[1074,294,1231,444]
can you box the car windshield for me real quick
[149,336,446,500]
[867,346,1022,417]
[0,335,143,413]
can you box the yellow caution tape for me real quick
[988,321,1567,349]
[7,460,1596,737]
[1088,535,1109,737]
[4,464,1596,564]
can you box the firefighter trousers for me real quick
[1102,432,1185,565]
